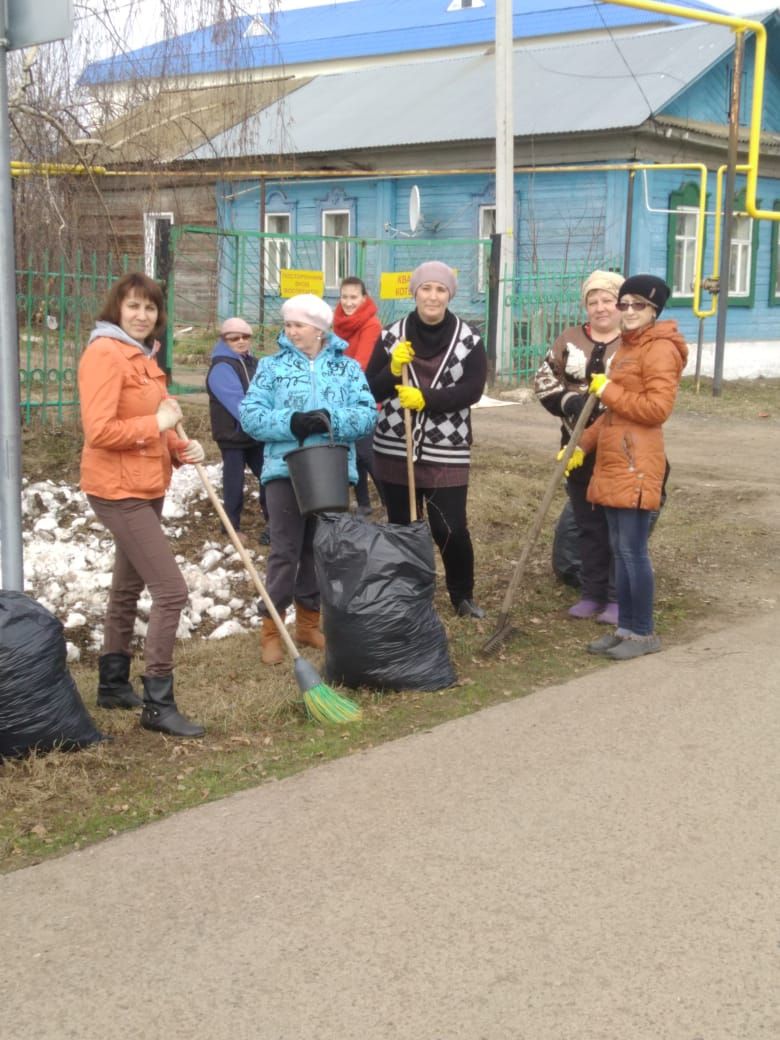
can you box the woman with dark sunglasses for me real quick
[566,275,688,660]
[206,317,270,546]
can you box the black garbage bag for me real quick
[0,591,105,759]
[552,499,582,589]
[314,514,457,692]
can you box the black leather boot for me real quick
[140,675,205,738]
[97,652,142,709]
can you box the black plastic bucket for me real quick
[284,417,350,515]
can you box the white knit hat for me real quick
[281,294,333,332]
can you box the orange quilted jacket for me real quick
[78,336,179,500]
[581,320,688,511]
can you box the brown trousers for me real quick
[87,495,188,676]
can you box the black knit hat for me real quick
[618,275,671,316]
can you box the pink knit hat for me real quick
[409,261,457,300]
[220,317,253,337]
[281,294,333,332]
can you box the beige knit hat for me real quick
[580,269,625,306]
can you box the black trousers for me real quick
[220,444,268,531]
[261,479,320,613]
[353,434,384,508]
[567,466,615,604]
[382,481,475,607]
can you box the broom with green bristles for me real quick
[176,424,361,724]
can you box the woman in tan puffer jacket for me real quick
[571,274,688,660]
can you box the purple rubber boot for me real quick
[567,598,603,619]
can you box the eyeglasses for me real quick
[225,333,252,342]
[616,299,655,312]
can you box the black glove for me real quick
[290,409,330,443]
[290,412,309,442]
[304,409,330,435]
[561,394,587,422]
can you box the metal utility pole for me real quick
[495,0,515,378]
[0,1,73,590]
[0,44,23,589]
[713,30,745,397]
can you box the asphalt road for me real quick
[2,609,778,1039]
[3,395,778,1039]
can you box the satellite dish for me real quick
[409,185,421,233]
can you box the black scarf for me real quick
[405,309,457,359]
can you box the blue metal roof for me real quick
[80,0,720,86]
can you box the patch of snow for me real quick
[3,465,265,652]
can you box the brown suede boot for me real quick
[295,603,325,650]
[260,616,284,665]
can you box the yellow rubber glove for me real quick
[589,373,610,398]
[395,384,425,411]
[390,340,415,376]
[557,445,585,476]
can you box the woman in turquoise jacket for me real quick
[239,293,377,665]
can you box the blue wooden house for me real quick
[78,0,780,378]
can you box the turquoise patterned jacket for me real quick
[239,330,377,485]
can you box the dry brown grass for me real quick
[4,380,778,873]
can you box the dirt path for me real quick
[472,399,780,618]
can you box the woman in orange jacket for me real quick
[78,272,205,737]
[567,274,688,660]
[332,276,383,514]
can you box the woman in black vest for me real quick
[366,261,487,618]
[206,317,270,545]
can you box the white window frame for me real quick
[728,214,752,297]
[672,206,697,298]
[322,209,350,290]
[478,205,496,293]
[143,212,174,279]
[264,213,291,293]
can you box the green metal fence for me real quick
[15,239,622,421]
[499,258,623,382]
[167,224,493,344]
[17,251,138,422]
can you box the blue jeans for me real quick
[604,507,655,636]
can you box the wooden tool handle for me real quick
[401,366,418,522]
[175,423,299,660]
[496,393,598,616]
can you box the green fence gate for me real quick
[17,251,138,421]
[166,224,493,351]
[497,258,623,382]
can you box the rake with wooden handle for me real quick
[480,393,599,655]
[176,423,361,724]
[401,364,418,521]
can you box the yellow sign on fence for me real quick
[380,272,413,299]
[280,269,325,298]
